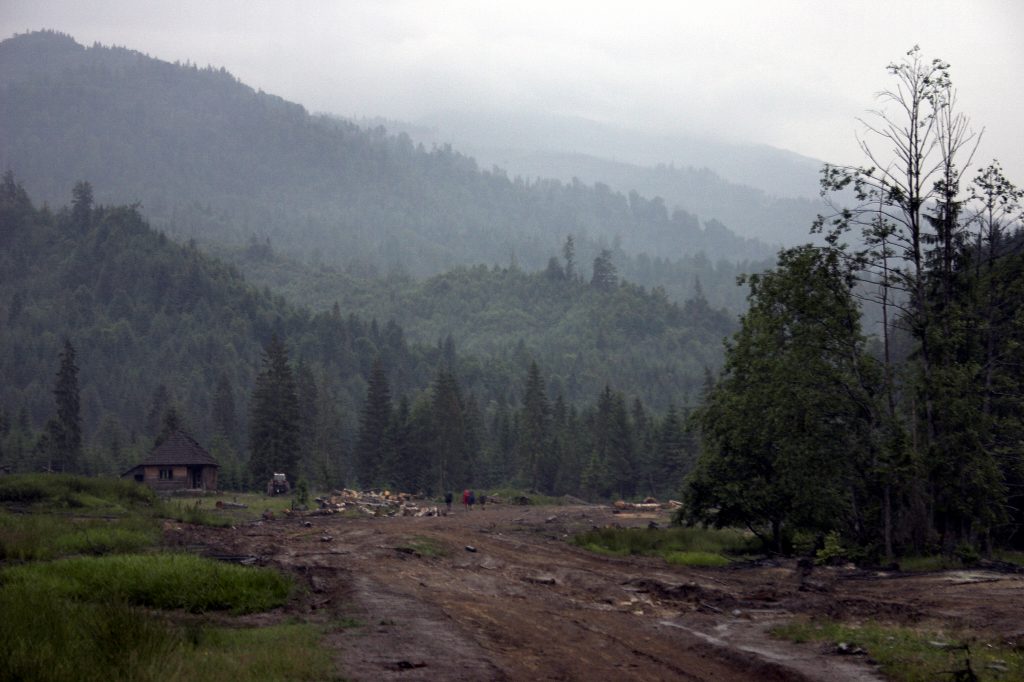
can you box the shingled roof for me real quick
[138,430,219,467]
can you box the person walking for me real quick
[462,489,470,511]
[468,490,476,510]
[444,491,453,512]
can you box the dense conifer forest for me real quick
[0,177,713,499]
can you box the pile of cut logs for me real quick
[612,497,683,513]
[313,489,443,517]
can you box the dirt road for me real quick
[172,504,1024,681]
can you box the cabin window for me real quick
[159,468,173,480]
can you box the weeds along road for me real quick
[170,504,1023,681]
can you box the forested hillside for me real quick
[223,234,739,361]
[0,179,719,498]
[0,30,772,295]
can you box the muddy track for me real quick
[170,505,1024,681]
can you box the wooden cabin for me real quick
[122,430,219,493]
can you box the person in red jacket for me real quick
[462,489,470,511]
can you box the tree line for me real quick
[246,338,700,499]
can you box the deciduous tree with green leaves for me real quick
[683,246,878,551]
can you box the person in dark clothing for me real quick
[468,490,476,510]
[479,493,486,510]
[444,491,453,512]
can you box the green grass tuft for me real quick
[772,618,1024,682]
[665,551,731,567]
[161,500,234,527]
[484,487,564,506]
[171,622,335,682]
[1,553,292,613]
[572,526,757,565]
[0,509,161,561]
[0,584,332,682]
[397,535,449,558]
[0,473,156,510]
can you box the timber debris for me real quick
[313,488,443,518]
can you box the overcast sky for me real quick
[3,0,1023,181]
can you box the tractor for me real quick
[266,472,291,496]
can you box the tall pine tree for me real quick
[51,339,82,472]
[518,362,550,491]
[248,335,300,486]
[354,357,393,487]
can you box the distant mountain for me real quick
[0,31,774,286]
[467,151,824,246]
[412,110,826,201]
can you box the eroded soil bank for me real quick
[170,504,1024,681]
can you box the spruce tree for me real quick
[211,373,238,447]
[248,335,300,486]
[146,385,171,440]
[52,339,82,472]
[354,357,393,487]
[590,249,618,291]
[518,361,550,491]
[431,368,467,494]
[71,180,93,232]
[294,360,320,483]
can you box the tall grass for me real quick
[0,473,156,509]
[0,509,160,560]
[0,583,180,682]
[572,526,759,566]
[0,584,332,682]
[172,622,335,682]
[1,553,292,613]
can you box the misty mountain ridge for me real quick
[1,30,780,288]
[410,109,825,200]
[359,111,828,246]
[456,149,824,246]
